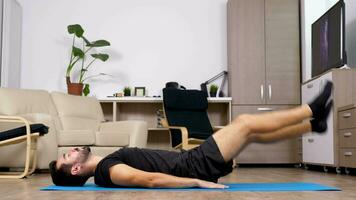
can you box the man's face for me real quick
[56,146,91,170]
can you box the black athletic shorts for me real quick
[171,136,233,183]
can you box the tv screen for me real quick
[312,0,346,78]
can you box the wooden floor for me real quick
[1,167,356,200]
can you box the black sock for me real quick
[308,81,333,119]
[310,100,333,133]
[310,119,327,133]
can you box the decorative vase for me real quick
[66,77,83,96]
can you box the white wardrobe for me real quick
[0,0,22,88]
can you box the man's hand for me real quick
[196,179,229,189]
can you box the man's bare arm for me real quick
[109,164,228,189]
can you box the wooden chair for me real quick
[0,116,48,178]
[162,88,222,150]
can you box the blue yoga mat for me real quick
[40,182,340,192]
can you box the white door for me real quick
[302,72,334,165]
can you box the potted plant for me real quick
[66,24,111,96]
[123,87,131,96]
[209,84,218,97]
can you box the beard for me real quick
[77,146,91,163]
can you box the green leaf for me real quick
[83,84,90,96]
[91,53,109,62]
[67,24,84,37]
[87,40,110,47]
[72,46,84,58]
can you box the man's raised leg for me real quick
[248,121,311,144]
[212,104,312,162]
[212,81,333,162]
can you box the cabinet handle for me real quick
[344,152,353,156]
[307,138,314,143]
[343,113,352,118]
[268,84,272,100]
[343,132,352,137]
[307,83,313,88]
[257,107,274,111]
[260,85,264,100]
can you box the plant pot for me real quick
[210,92,217,97]
[124,91,131,96]
[67,83,83,96]
[66,77,83,96]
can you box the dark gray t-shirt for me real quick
[94,137,233,187]
[94,147,181,187]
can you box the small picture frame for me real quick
[134,87,146,97]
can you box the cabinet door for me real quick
[265,0,300,104]
[302,73,335,165]
[228,0,265,105]
[232,105,297,164]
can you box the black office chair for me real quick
[162,88,220,150]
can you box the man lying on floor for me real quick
[49,82,333,189]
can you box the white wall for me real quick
[301,0,356,82]
[17,0,228,98]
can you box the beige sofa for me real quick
[0,88,148,169]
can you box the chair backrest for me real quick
[162,88,213,147]
[51,92,105,131]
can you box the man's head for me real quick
[49,146,92,186]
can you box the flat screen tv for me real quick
[312,0,347,78]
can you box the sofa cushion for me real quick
[60,117,100,130]
[51,92,105,131]
[95,132,129,147]
[0,88,62,131]
[57,130,95,146]
[0,88,57,115]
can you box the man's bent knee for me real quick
[233,114,252,133]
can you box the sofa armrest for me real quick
[99,121,148,148]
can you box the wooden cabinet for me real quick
[265,0,300,104]
[228,0,300,105]
[338,104,356,169]
[227,0,300,163]
[302,69,356,167]
[227,0,265,105]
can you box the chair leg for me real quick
[0,137,37,179]
[27,138,38,176]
